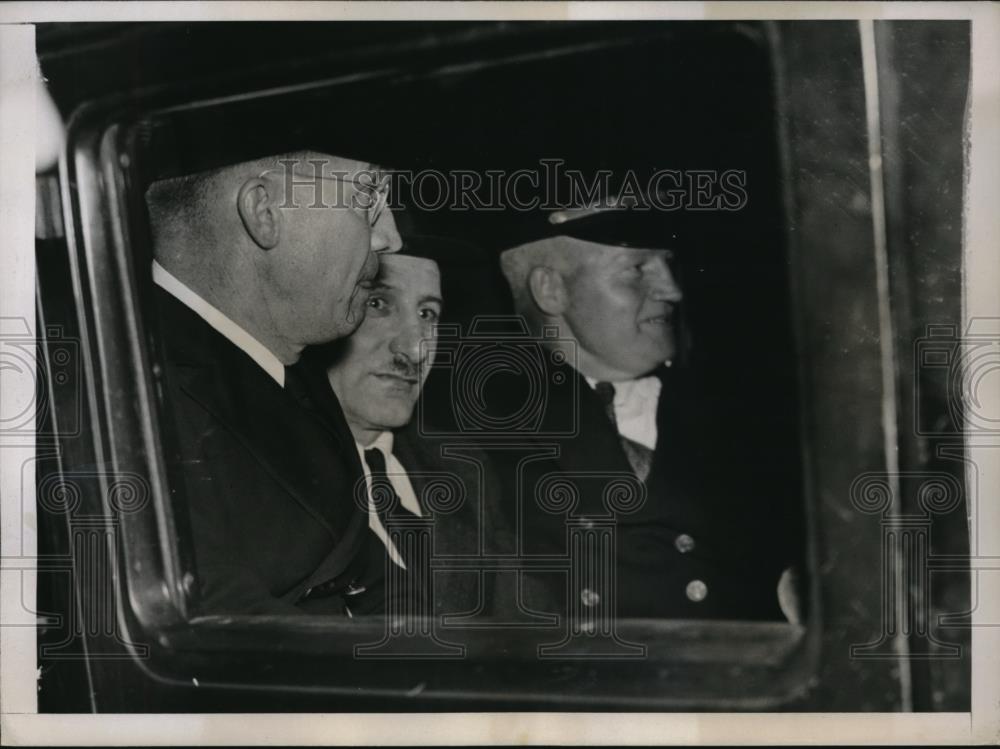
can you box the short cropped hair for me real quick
[145,171,212,236]
[499,237,581,319]
[144,150,343,251]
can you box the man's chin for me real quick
[363,405,414,432]
[659,341,676,364]
[639,328,674,354]
[631,341,675,375]
[369,383,418,414]
[312,317,360,347]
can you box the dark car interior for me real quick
[32,20,970,712]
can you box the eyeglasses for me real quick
[258,168,390,227]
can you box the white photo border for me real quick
[1,2,997,745]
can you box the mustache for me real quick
[385,355,421,380]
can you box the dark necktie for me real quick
[364,447,407,530]
[594,381,654,483]
[364,446,428,615]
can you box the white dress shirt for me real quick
[584,371,664,451]
[356,431,423,569]
[152,260,286,387]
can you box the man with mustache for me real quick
[145,151,402,615]
[493,200,790,621]
[322,233,512,619]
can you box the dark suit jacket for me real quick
[489,360,788,621]
[389,426,517,620]
[153,289,368,615]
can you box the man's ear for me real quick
[527,265,568,316]
[237,177,282,250]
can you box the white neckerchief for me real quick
[356,431,423,570]
[152,260,286,387]
[584,370,664,451]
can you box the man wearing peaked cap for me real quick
[492,198,798,623]
[499,198,685,382]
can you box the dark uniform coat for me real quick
[489,359,788,621]
[154,289,371,615]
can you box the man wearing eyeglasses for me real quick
[145,150,403,615]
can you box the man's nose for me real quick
[389,317,429,365]
[648,259,683,303]
[371,207,403,254]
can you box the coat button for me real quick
[685,579,708,602]
[674,533,695,553]
[581,588,601,607]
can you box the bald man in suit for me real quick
[146,151,402,615]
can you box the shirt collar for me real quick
[583,368,664,452]
[152,260,286,387]
[356,432,395,464]
[585,375,662,415]
[583,361,670,395]
[365,431,395,458]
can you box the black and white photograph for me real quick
[1,1,998,745]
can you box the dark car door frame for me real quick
[35,19,970,712]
